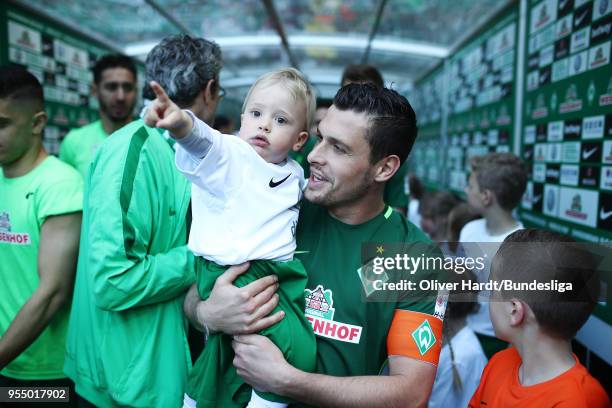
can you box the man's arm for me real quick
[0,212,81,369]
[183,263,284,335]
[232,335,436,408]
[87,138,194,311]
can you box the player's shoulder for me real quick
[388,209,431,244]
[64,120,102,140]
[38,156,82,184]
[27,157,82,204]
[102,120,162,152]
[92,121,168,173]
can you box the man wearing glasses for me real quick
[59,54,138,178]
[64,35,224,407]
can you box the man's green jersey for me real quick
[0,156,83,379]
[64,120,195,407]
[296,201,443,377]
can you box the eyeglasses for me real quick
[219,86,226,98]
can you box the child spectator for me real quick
[429,270,487,408]
[469,229,609,407]
[460,153,527,358]
[419,191,459,242]
[446,202,481,257]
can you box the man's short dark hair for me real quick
[145,35,222,108]
[0,65,44,109]
[333,83,418,165]
[92,54,137,84]
[471,153,527,211]
[492,229,601,340]
[341,64,384,87]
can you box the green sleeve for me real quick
[86,136,195,311]
[36,178,83,226]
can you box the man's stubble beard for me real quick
[305,168,375,209]
[99,99,133,124]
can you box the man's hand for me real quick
[144,81,193,139]
[232,334,294,394]
[185,263,285,335]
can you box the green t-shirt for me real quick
[0,156,83,380]
[59,120,108,178]
[296,201,439,378]
[384,161,408,209]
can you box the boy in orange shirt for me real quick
[469,229,609,408]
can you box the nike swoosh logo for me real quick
[269,174,291,188]
[601,208,612,220]
[599,207,612,220]
[583,147,598,159]
[575,10,588,27]
[533,195,542,203]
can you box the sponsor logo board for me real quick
[603,140,612,163]
[534,163,547,182]
[548,121,564,141]
[563,141,582,162]
[582,115,605,139]
[544,184,560,217]
[569,50,589,76]
[570,27,591,53]
[593,0,612,21]
[600,166,612,190]
[561,164,580,185]
[580,165,600,187]
[588,40,611,69]
[598,191,612,229]
[559,187,599,227]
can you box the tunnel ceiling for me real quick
[28,0,506,99]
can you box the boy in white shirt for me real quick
[459,153,527,358]
[145,68,317,408]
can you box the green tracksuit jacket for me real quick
[64,120,195,407]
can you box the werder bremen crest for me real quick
[412,320,437,356]
[588,81,596,105]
